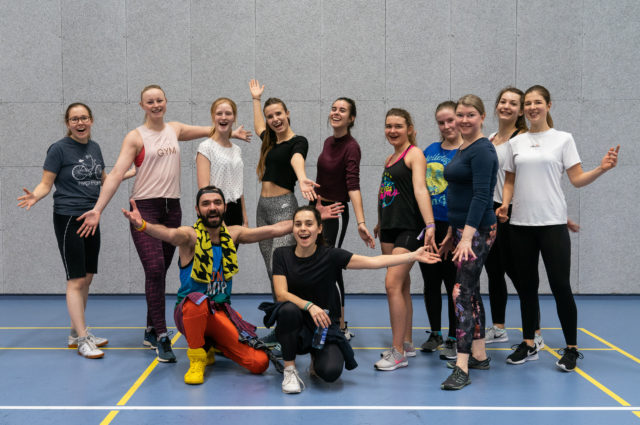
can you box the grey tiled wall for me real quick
[1,0,638,294]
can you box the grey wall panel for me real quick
[579,165,637,292]
[582,0,640,100]
[255,0,321,101]
[321,0,385,102]
[516,0,582,100]
[386,0,450,102]
[126,0,192,102]
[0,103,65,167]
[348,101,388,167]
[0,229,3,293]
[450,0,516,100]
[61,0,127,102]
[191,0,255,102]
[0,0,62,102]
[89,103,129,167]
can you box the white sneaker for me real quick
[341,323,355,341]
[77,337,104,359]
[374,347,408,371]
[403,341,417,357]
[68,329,109,348]
[282,366,305,394]
[534,333,545,350]
[485,326,508,344]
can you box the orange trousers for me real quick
[181,299,268,374]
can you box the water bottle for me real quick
[312,309,330,349]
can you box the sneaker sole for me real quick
[405,351,417,358]
[78,350,104,359]
[555,361,575,372]
[69,340,109,349]
[439,353,457,360]
[282,387,302,394]
[441,379,471,390]
[143,340,157,349]
[447,360,490,370]
[374,361,408,371]
[156,348,177,363]
[485,336,508,344]
[506,353,538,365]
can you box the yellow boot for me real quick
[206,346,216,366]
[184,348,207,385]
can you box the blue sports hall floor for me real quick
[0,294,639,425]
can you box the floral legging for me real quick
[452,224,497,354]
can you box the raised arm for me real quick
[346,246,441,270]
[249,79,266,136]
[17,170,57,210]
[567,145,619,188]
[122,199,194,247]
[171,122,251,143]
[290,153,318,201]
[231,220,293,245]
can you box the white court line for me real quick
[1,405,639,411]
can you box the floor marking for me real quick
[100,332,182,425]
[580,328,640,364]
[2,405,640,411]
[543,347,640,419]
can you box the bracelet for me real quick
[304,301,313,311]
[357,221,365,225]
[135,219,146,232]
[425,223,435,229]
[252,97,261,101]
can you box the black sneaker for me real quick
[439,337,457,360]
[143,328,158,349]
[506,341,538,365]
[421,332,443,352]
[556,347,583,372]
[156,336,177,363]
[441,366,471,390]
[447,356,490,370]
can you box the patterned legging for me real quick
[452,224,496,354]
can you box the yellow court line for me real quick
[100,332,182,425]
[543,347,640,419]
[580,328,640,364]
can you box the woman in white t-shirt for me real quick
[196,97,248,226]
[497,85,619,372]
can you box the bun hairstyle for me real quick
[494,87,528,133]
[256,97,290,180]
[385,108,416,145]
[434,100,457,142]
[524,85,554,128]
[140,84,167,124]
[292,205,326,246]
[65,102,93,137]
[209,97,237,139]
[332,97,357,134]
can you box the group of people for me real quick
[18,81,619,393]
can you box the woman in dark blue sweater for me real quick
[439,95,498,390]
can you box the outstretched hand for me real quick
[121,199,144,228]
[601,145,620,171]
[17,188,37,210]
[316,201,345,220]
[414,246,442,264]
[76,209,101,237]
[249,79,265,99]
[300,178,319,201]
[231,125,252,143]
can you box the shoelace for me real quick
[284,369,305,390]
[558,348,584,360]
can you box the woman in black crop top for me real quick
[248,80,337,299]
[372,108,438,372]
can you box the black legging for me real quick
[316,200,349,306]
[418,221,456,338]
[510,224,577,345]
[275,302,344,382]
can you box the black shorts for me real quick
[224,199,243,226]
[53,212,100,280]
[379,228,422,251]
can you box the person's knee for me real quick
[182,299,209,319]
[315,361,343,382]
[277,302,302,322]
[247,350,269,374]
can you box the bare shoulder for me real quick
[167,121,183,136]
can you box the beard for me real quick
[199,212,222,229]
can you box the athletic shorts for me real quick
[53,212,100,280]
[379,228,422,251]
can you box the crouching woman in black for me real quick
[265,205,441,394]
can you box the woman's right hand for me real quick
[249,79,265,99]
[358,223,375,249]
[76,209,101,237]
[308,304,331,329]
[121,199,144,229]
[495,204,509,223]
[438,230,454,260]
[373,223,380,239]
[17,188,37,210]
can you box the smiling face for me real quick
[385,115,412,147]
[435,107,458,143]
[212,102,236,137]
[65,105,93,142]
[496,91,524,125]
[293,209,322,249]
[140,88,167,121]
[455,104,484,139]
[329,100,354,132]
[264,103,290,135]
[524,90,551,127]
[196,192,226,229]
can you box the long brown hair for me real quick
[385,108,416,145]
[292,205,326,246]
[65,103,93,137]
[256,97,290,180]
[209,97,237,139]
[494,87,528,133]
[525,85,554,128]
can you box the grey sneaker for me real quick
[420,332,443,352]
[375,347,408,371]
[485,326,508,344]
[341,322,355,341]
[282,366,305,393]
[261,329,279,348]
[447,356,490,370]
[77,336,104,359]
[403,341,417,357]
[441,366,471,390]
[535,333,545,350]
[156,335,177,363]
[439,338,457,360]
[68,329,108,348]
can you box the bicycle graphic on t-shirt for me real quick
[72,155,102,181]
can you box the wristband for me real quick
[357,221,365,225]
[304,301,313,311]
[425,223,435,229]
[135,219,147,232]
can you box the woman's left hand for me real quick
[423,226,438,252]
[414,246,442,264]
[316,201,344,220]
[231,125,252,143]
[451,238,476,263]
[309,304,331,329]
[600,145,620,171]
[357,223,375,249]
[300,177,319,201]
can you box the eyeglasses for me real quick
[68,116,91,124]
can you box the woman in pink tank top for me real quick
[77,85,251,363]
